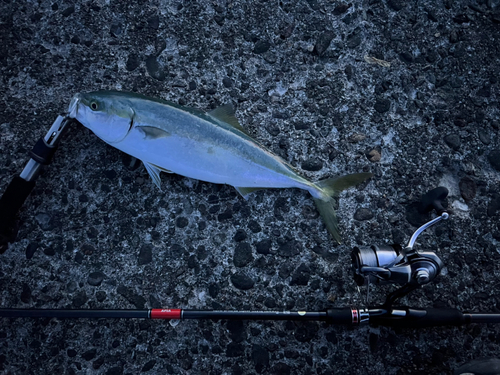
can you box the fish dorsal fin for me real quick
[143,161,163,190]
[208,104,246,133]
[185,106,206,117]
[137,126,171,140]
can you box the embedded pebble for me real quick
[255,239,272,255]
[61,5,74,17]
[488,149,500,171]
[137,244,153,265]
[367,149,381,162]
[374,98,391,113]
[346,28,362,49]
[478,129,491,145]
[126,54,140,71]
[247,220,262,233]
[333,3,351,15]
[35,213,53,231]
[444,134,461,150]
[278,239,301,257]
[354,208,374,221]
[176,217,189,228]
[459,177,476,201]
[233,229,247,242]
[20,283,31,303]
[301,159,323,171]
[82,349,97,361]
[25,242,39,259]
[348,133,366,142]
[388,0,405,11]
[110,23,122,38]
[290,264,311,286]
[313,31,335,56]
[230,273,255,290]
[233,242,253,267]
[145,55,165,81]
[253,40,270,54]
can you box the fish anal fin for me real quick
[209,104,247,134]
[235,186,262,200]
[137,126,171,140]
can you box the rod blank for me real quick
[0,309,149,319]
[2,308,500,327]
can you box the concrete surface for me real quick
[1,0,500,374]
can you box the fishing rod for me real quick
[1,115,499,329]
[1,306,499,328]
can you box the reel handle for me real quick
[0,115,72,254]
[419,187,448,215]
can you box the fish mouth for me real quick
[68,93,81,119]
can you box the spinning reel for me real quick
[351,187,449,307]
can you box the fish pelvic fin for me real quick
[143,161,174,190]
[143,162,163,190]
[313,172,373,244]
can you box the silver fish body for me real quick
[68,91,372,242]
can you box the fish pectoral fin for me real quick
[143,161,163,190]
[208,104,247,134]
[235,186,262,200]
[137,126,171,140]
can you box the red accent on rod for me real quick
[150,309,182,319]
[352,308,359,324]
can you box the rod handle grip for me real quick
[371,308,467,328]
[0,176,36,253]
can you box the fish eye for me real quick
[90,101,99,111]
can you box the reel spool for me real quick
[351,244,444,287]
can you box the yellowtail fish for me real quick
[68,91,372,243]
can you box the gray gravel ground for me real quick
[1,0,500,374]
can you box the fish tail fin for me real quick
[313,173,373,244]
